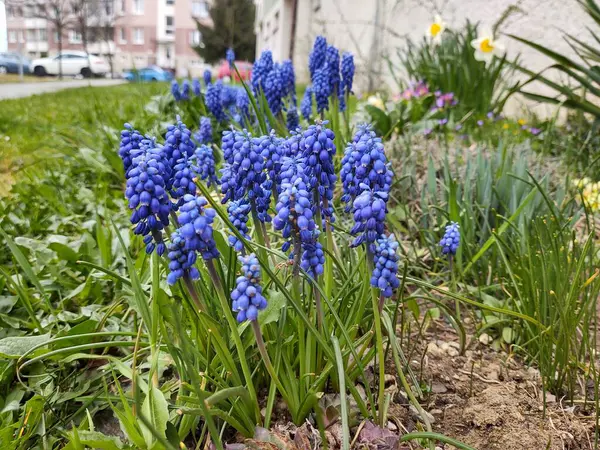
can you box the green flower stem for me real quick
[367,252,386,426]
[250,320,292,411]
[183,273,207,314]
[450,256,459,317]
[322,197,334,299]
[378,293,385,315]
[204,259,261,424]
[250,198,269,267]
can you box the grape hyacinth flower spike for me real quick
[231,253,267,322]
[171,79,181,101]
[301,86,313,121]
[177,194,220,260]
[119,123,144,174]
[227,199,251,252]
[308,35,327,82]
[440,222,460,256]
[371,234,400,299]
[203,69,212,86]
[226,48,235,68]
[196,116,213,145]
[125,144,171,255]
[190,144,219,187]
[192,78,201,97]
[206,80,226,122]
[181,79,191,101]
[166,229,200,285]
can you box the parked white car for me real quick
[31,51,110,77]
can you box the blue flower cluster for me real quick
[178,194,220,260]
[219,129,271,222]
[301,87,313,121]
[206,81,226,122]
[251,50,273,95]
[309,36,327,82]
[125,144,171,255]
[192,78,201,97]
[119,123,144,174]
[264,65,284,115]
[440,222,460,256]
[340,124,392,211]
[171,80,181,101]
[340,52,355,97]
[350,186,387,249]
[299,121,337,223]
[313,65,331,113]
[190,144,219,187]
[326,45,340,94]
[170,156,197,204]
[236,88,250,122]
[166,229,199,285]
[226,48,235,67]
[280,60,296,99]
[255,131,283,190]
[286,108,299,132]
[203,69,212,86]
[273,164,316,252]
[171,79,202,102]
[231,253,267,322]
[163,117,196,186]
[371,234,400,297]
[300,238,325,279]
[181,80,191,101]
[227,199,251,252]
[195,116,212,145]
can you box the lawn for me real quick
[0,28,599,450]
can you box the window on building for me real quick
[166,16,174,35]
[22,5,32,17]
[7,7,13,17]
[54,31,60,42]
[166,0,174,4]
[39,28,47,41]
[18,31,25,43]
[119,28,127,43]
[133,28,144,44]
[133,0,144,14]
[8,31,17,44]
[192,1,208,17]
[273,11,279,34]
[104,1,113,16]
[312,0,321,11]
[120,0,126,13]
[189,30,202,45]
[69,30,82,43]
[27,30,36,41]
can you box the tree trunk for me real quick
[58,29,63,79]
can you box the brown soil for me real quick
[411,319,596,449]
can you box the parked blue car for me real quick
[122,65,173,82]
[0,52,31,75]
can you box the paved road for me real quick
[0,79,126,100]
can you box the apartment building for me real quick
[3,0,212,75]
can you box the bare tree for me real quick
[70,0,104,76]
[98,0,117,78]
[7,0,75,79]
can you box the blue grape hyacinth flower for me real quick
[371,234,400,298]
[264,64,284,115]
[340,124,393,212]
[192,78,201,97]
[251,50,274,95]
[125,145,171,255]
[340,52,355,96]
[313,64,331,113]
[231,253,268,322]
[196,116,212,145]
[166,229,200,285]
[440,222,460,256]
[119,123,144,174]
[163,117,196,188]
[309,35,327,82]
[226,48,235,67]
[170,156,197,205]
[326,45,341,95]
[178,194,220,260]
[350,185,388,249]
[227,199,251,252]
[206,81,226,122]
[171,80,181,101]
[286,108,299,132]
[280,59,296,98]
[190,144,219,187]
[300,121,337,223]
[301,86,313,121]
[181,79,191,101]
[203,69,212,86]
[300,234,325,279]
